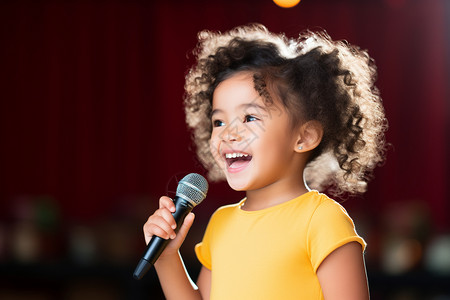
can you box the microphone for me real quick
[133,173,208,280]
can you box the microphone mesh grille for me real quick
[176,173,208,206]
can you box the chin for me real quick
[226,175,250,191]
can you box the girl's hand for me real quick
[143,196,195,259]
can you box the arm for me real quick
[317,242,370,300]
[197,266,211,299]
[143,196,210,300]
[154,250,204,300]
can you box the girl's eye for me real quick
[213,119,225,127]
[244,115,259,123]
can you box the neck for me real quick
[243,174,309,211]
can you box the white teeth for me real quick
[225,153,249,159]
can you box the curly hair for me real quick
[184,24,387,195]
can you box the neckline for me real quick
[237,190,317,215]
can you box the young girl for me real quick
[143,24,387,299]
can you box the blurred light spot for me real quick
[273,0,301,8]
[424,235,450,275]
[11,222,40,263]
[69,226,97,265]
[382,237,422,274]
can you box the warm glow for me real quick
[273,0,301,8]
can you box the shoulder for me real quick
[208,199,243,222]
[305,191,361,245]
[305,191,353,222]
[302,190,348,217]
[288,191,349,221]
[307,192,365,248]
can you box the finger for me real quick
[143,216,176,241]
[156,207,177,230]
[173,212,195,243]
[159,196,175,213]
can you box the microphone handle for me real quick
[133,198,194,279]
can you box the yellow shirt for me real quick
[195,191,366,300]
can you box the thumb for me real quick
[172,212,195,245]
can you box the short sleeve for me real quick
[307,199,366,272]
[195,214,216,270]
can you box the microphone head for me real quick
[176,173,208,207]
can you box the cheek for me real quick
[209,135,222,164]
[254,128,294,160]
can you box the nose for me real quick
[221,123,244,143]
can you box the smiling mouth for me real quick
[224,152,253,169]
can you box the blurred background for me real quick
[0,0,449,299]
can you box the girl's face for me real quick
[210,72,300,192]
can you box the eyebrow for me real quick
[211,102,267,118]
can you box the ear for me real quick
[294,120,323,153]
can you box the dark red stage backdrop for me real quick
[0,0,448,232]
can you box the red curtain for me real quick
[0,0,448,231]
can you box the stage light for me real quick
[273,0,301,8]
